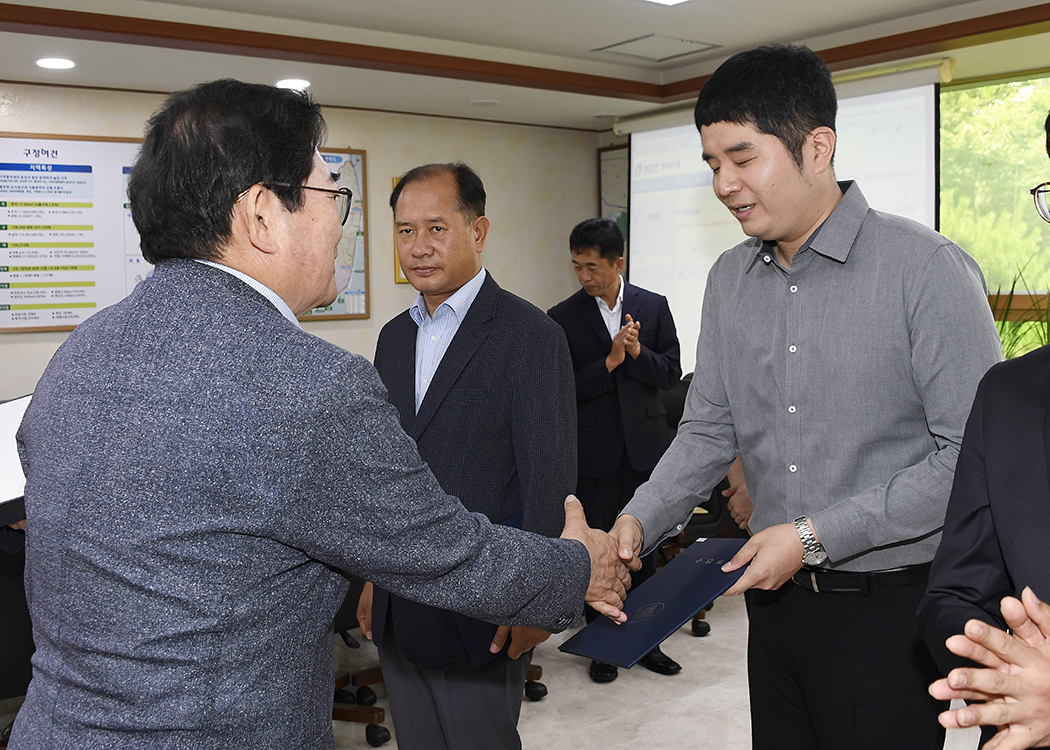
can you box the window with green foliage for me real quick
[940,74,1050,357]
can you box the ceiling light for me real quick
[469,99,500,107]
[36,58,75,70]
[638,0,691,4]
[276,79,310,91]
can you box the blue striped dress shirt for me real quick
[410,267,487,413]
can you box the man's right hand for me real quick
[931,587,1050,749]
[606,318,640,372]
[724,456,752,532]
[357,581,373,640]
[560,495,631,623]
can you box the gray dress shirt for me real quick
[624,181,1002,572]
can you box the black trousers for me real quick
[746,578,947,750]
[577,454,657,625]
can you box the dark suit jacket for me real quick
[12,260,587,749]
[372,273,577,671]
[918,346,1050,675]
[0,528,32,700]
[548,281,682,479]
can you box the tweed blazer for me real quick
[919,345,1050,674]
[12,260,588,750]
[371,273,577,671]
[548,281,682,478]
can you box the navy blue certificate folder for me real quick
[559,536,748,668]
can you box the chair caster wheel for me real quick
[356,685,377,706]
[524,680,547,701]
[333,687,356,704]
[366,724,391,746]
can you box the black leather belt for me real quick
[791,562,932,594]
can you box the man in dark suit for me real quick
[356,163,576,749]
[548,217,683,683]
[918,110,1050,749]
[9,80,630,750]
[0,524,32,743]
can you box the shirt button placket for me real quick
[785,274,803,510]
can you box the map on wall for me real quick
[599,144,629,259]
[300,149,369,320]
[0,135,370,333]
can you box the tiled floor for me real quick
[1,595,982,749]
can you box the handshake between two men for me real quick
[559,495,640,624]
[357,494,640,660]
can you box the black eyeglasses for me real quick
[1031,182,1050,224]
[263,182,353,226]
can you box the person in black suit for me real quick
[918,109,1050,749]
[548,217,683,683]
[356,163,577,750]
[1,524,32,744]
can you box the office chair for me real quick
[332,576,391,747]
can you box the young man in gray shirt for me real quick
[613,44,1002,748]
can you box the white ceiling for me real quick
[2,0,1050,130]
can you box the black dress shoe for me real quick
[639,647,682,675]
[691,617,711,637]
[589,659,618,683]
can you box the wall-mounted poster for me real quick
[0,134,144,333]
[0,134,370,333]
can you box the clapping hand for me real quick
[930,587,1050,750]
[606,316,641,370]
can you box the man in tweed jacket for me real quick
[11,79,628,750]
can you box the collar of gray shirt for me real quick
[744,194,840,274]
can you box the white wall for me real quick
[0,83,599,400]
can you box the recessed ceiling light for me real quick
[276,79,310,91]
[469,99,500,107]
[638,0,691,4]
[36,58,75,70]
[592,113,618,119]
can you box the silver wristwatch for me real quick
[794,515,828,566]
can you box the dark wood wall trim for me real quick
[662,3,1050,100]
[3,2,1050,103]
[820,3,1050,70]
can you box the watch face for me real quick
[804,550,828,566]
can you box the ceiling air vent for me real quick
[592,34,719,62]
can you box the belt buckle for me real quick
[809,570,820,594]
